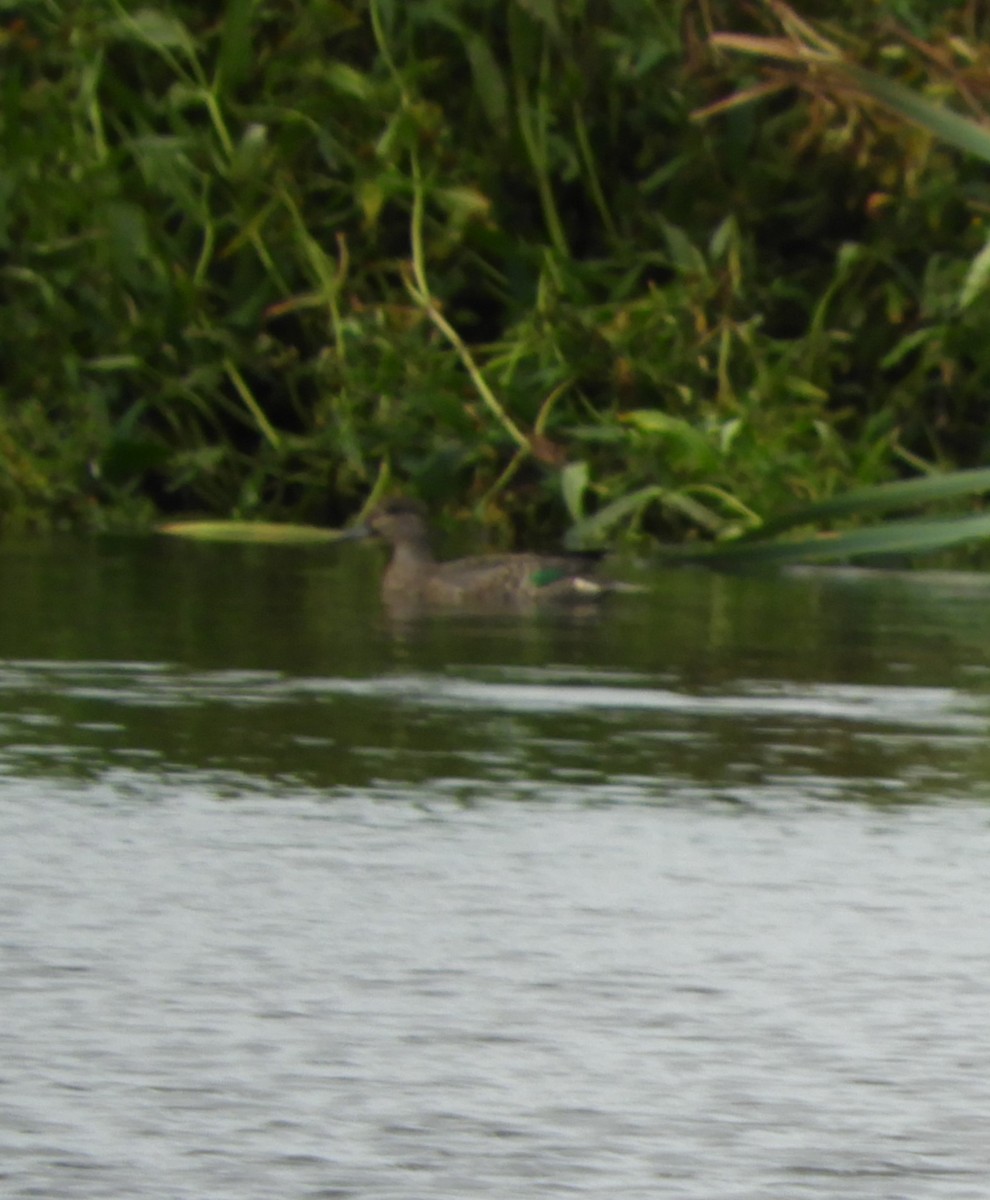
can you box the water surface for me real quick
[3,538,990,1198]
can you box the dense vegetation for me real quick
[7,0,990,545]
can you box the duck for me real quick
[349,497,623,609]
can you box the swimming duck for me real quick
[350,497,619,609]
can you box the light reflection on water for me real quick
[3,542,990,1198]
[4,782,990,1199]
[0,659,986,808]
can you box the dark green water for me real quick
[1,535,988,801]
[4,537,990,1199]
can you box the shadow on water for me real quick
[0,535,988,805]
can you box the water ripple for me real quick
[0,659,984,733]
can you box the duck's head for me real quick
[349,497,432,547]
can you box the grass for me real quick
[6,1,990,566]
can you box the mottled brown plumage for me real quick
[351,498,613,609]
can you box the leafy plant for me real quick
[6,0,990,556]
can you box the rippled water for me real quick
[3,539,990,1198]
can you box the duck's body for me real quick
[355,498,613,609]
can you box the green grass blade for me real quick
[216,0,255,94]
[843,64,990,164]
[755,467,990,537]
[664,511,990,568]
[564,485,667,549]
